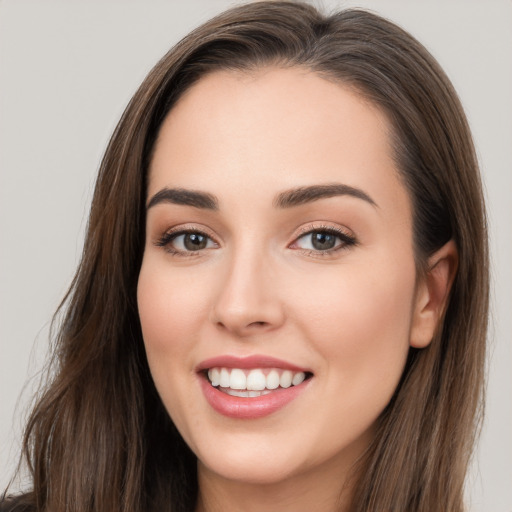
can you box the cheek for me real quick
[293,254,416,403]
[136,259,208,411]
[137,261,209,355]
[137,260,212,436]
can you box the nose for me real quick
[210,247,285,337]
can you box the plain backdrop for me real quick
[1,1,511,510]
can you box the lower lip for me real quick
[199,375,310,419]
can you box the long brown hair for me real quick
[4,2,488,511]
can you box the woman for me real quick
[2,2,488,511]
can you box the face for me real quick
[138,67,419,487]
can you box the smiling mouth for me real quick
[206,367,312,397]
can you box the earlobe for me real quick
[410,240,458,349]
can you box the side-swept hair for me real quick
[5,2,488,511]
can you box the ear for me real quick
[410,240,458,349]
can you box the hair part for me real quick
[6,2,488,511]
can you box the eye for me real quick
[155,229,218,255]
[291,227,356,254]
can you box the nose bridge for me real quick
[211,237,284,335]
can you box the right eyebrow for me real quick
[146,187,219,211]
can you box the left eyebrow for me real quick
[273,183,378,209]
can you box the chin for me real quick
[199,451,306,486]
[186,428,306,483]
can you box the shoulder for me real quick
[0,494,35,512]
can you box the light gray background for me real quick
[1,1,511,510]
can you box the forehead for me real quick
[148,67,410,221]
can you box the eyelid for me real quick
[153,223,220,255]
[288,223,357,255]
[292,222,356,242]
[152,221,357,257]
[155,223,219,242]
[294,222,354,238]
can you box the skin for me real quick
[137,67,456,512]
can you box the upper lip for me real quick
[196,354,311,373]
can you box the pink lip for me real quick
[199,376,310,419]
[196,354,312,419]
[196,354,310,373]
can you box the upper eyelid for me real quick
[153,228,219,256]
[289,223,358,251]
[160,224,219,241]
[292,222,355,239]
[151,225,221,254]
[153,221,356,247]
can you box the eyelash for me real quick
[154,228,218,257]
[291,225,357,257]
[154,225,357,258]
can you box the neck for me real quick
[195,455,360,512]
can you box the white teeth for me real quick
[246,369,266,390]
[229,369,246,390]
[219,368,230,388]
[225,389,273,397]
[280,370,293,388]
[208,368,220,387]
[266,370,280,389]
[291,372,306,386]
[207,367,309,393]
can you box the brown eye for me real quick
[156,230,217,254]
[293,228,357,254]
[182,233,208,250]
[310,232,337,250]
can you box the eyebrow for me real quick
[147,187,219,210]
[273,183,377,209]
[146,183,377,211]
